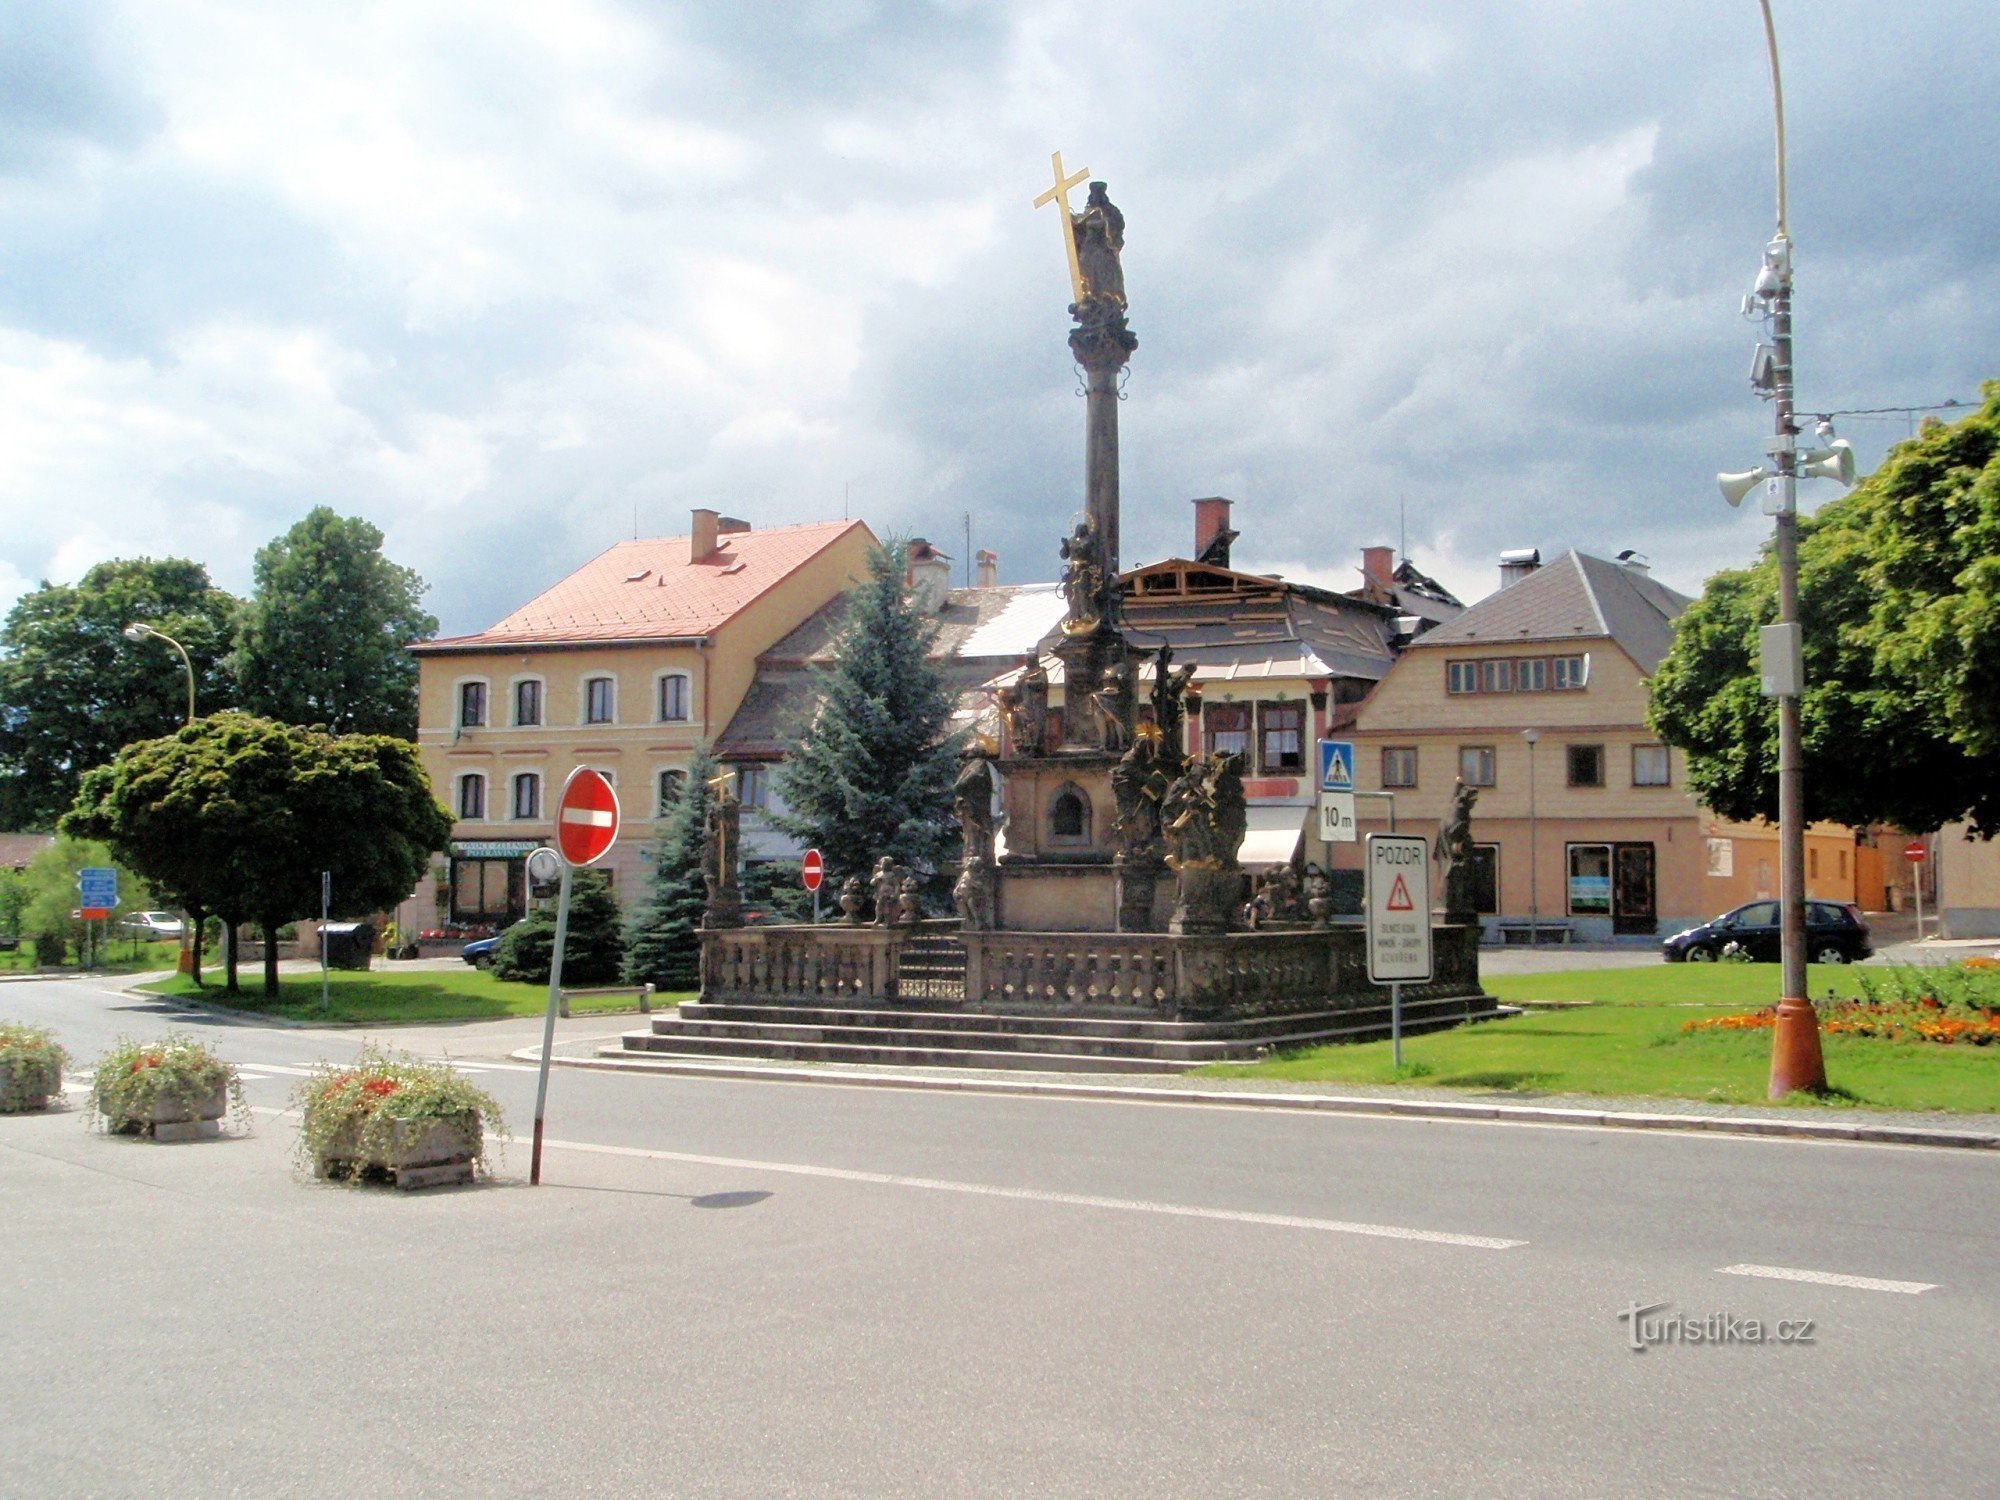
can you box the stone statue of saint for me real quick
[1060,517,1104,634]
[953,860,995,931]
[1071,181,1126,311]
[1094,654,1136,751]
[897,873,923,926]
[1150,642,1197,754]
[702,777,743,926]
[953,756,997,865]
[1016,653,1049,754]
[870,856,901,928]
[1438,779,1480,921]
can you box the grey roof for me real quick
[715,584,1062,758]
[0,832,53,871]
[1403,551,1691,672]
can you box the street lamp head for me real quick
[1521,727,1541,744]
[122,622,156,642]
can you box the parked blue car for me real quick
[461,924,521,968]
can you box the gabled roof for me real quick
[0,832,54,871]
[412,520,874,653]
[1403,551,1691,673]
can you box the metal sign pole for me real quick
[320,871,331,1010]
[1391,980,1402,1069]
[530,863,574,1187]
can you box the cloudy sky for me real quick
[3,1,1994,634]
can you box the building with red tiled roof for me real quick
[410,510,877,932]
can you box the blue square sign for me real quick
[1318,739,1354,792]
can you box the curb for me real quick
[519,1049,2000,1152]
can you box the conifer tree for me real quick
[624,744,718,991]
[493,869,625,986]
[771,540,963,895]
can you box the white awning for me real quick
[1239,805,1307,868]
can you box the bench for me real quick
[1494,920,1574,946]
[558,983,654,1018]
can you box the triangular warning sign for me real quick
[1386,874,1415,912]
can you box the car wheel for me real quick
[1686,944,1718,963]
[1812,944,1849,965]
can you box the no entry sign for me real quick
[801,848,825,891]
[555,767,621,866]
[1905,840,1928,862]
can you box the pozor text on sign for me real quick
[1365,834,1433,984]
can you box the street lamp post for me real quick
[1522,728,1540,946]
[1715,2,1854,1096]
[122,623,196,726]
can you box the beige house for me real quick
[409,511,877,932]
[1342,550,1858,941]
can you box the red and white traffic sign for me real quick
[1905,840,1928,862]
[801,848,825,892]
[555,767,621,866]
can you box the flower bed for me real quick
[87,1034,248,1139]
[0,1023,69,1113]
[295,1047,506,1189]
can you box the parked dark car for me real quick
[460,928,510,968]
[1661,900,1872,964]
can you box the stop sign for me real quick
[555,767,621,866]
[1905,840,1928,862]
[801,848,825,891]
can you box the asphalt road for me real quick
[3,975,1996,1498]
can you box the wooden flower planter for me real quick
[0,1058,62,1114]
[105,1084,228,1142]
[313,1114,481,1190]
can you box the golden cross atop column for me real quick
[1033,149,1090,304]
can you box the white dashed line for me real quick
[1719,1263,1937,1295]
[520,1136,1527,1250]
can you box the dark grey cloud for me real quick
[0,0,1993,633]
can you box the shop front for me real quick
[446,839,545,932]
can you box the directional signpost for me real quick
[77,867,116,969]
[1366,833,1432,1067]
[532,767,621,1186]
[1318,739,1357,844]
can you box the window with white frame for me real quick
[656,767,686,816]
[658,673,691,722]
[1552,653,1590,690]
[457,773,486,820]
[584,676,615,724]
[511,772,540,820]
[1632,744,1671,786]
[513,678,543,727]
[1381,746,1418,788]
[1458,745,1496,787]
[458,680,487,728]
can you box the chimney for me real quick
[905,538,952,614]
[1616,548,1651,576]
[1360,545,1395,602]
[717,515,751,535]
[1192,497,1237,567]
[1498,547,1542,589]
[690,508,719,563]
[976,549,999,588]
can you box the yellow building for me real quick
[409,511,877,932]
[1343,549,1857,942]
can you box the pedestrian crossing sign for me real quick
[1318,739,1354,792]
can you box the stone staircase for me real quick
[614,992,1500,1074]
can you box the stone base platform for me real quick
[616,991,1505,1074]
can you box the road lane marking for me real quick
[515,1136,1525,1250]
[1719,1263,1937,1295]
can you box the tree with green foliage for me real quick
[624,745,717,990]
[231,508,438,738]
[494,869,625,986]
[0,559,238,828]
[770,540,963,895]
[64,712,452,994]
[1650,384,2000,835]
[18,836,146,967]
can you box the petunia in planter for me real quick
[1,1023,70,1113]
[294,1047,506,1190]
[87,1034,248,1141]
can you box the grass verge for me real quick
[1204,965,2000,1114]
[138,966,692,1025]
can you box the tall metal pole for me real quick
[1758,0,1825,1096]
[530,863,574,1186]
[1523,729,1540,945]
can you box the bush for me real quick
[33,932,65,966]
[294,1046,506,1181]
[86,1033,248,1135]
[0,1022,69,1111]
[494,870,624,985]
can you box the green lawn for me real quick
[1,938,187,976]
[1482,963,1874,1009]
[138,965,692,1025]
[1203,965,2000,1114]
